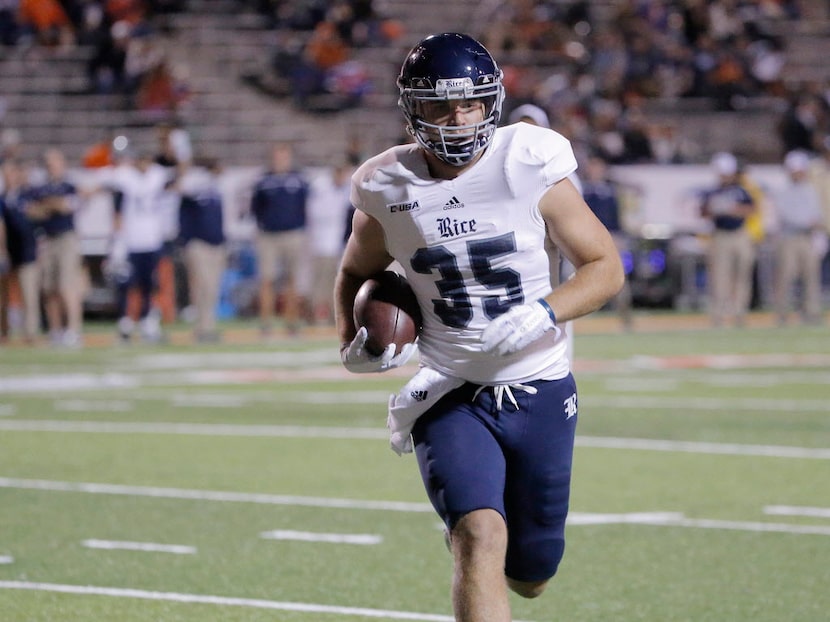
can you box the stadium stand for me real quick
[0,0,829,166]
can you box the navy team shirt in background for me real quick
[250,170,308,232]
[1,188,38,267]
[179,188,225,246]
[31,180,77,237]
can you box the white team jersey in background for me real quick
[351,123,577,384]
[101,163,173,253]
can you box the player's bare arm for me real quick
[334,210,394,348]
[336,210,416,373]
[539,176,625,324]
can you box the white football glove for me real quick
[103,234,131,284]
[341,326,418,374]
[481,301,557,356]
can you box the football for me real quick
[353,271,422,356]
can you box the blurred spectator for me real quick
[154,121,191,167]
[135,57,191,119]
[618,106,655,163]
[808,136,830,245]
[0,0,21,47]
[31,148,85,347]
[581,153,633,330]
[177,158,226,342]
[83,129,117,169]
[18,0,75,48]
[737,159,776,309]
[0,158,41,343]
[700,152,757,327]
[306,159,352,324]
[87,19,130,94]
[250,142,308,336]
[105,0,147,26]
[0,128,24,164]
[771,150,825,325]
[124,30,164,94]
[0,164,8,341]
[778,92,824,156]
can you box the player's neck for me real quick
[423,150,484,180]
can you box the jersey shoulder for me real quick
[351,143,426,210]
[352,144,422,187]
[497,123,574,162]
[494,123,578,187]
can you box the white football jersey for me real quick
[352,123,577,384]
[103,163,173,253]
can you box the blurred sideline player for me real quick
[580,154,633,330]
[177,158,226,342]
[102,150,173,343]
[335,33,623,621]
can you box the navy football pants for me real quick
[412,374,578,582]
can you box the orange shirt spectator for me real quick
[83,142,114,169]
[18,0,73,45]
[106,0,146,26]
[304,21,349,71]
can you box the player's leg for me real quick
[40,240,63,342]
[501,374,578,598]
[17,262,41,342]
[279,231,304,334]
[451,509,511,622]
[733,232,755,325]
[57,231,84,344]
[255,232,278,333]
[799,236,822,322]
[412,385,511,622]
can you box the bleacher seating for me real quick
[1,0,829,167]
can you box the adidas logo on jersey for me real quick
[442,196,465,210]
[410,390,428,402]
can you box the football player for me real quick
[334,33,624,621]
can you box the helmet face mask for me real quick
[398,33,504,166]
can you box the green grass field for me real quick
[1,314,829,621]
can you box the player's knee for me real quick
[452,509,506,556]
[507,577,549,599]
[504,535,564,593]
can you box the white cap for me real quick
[711,152,738,176]
[784,150,810,173]
[508,104,550,129]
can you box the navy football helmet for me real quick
[398,33,504,166]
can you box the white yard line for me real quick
[576,436,830,460]
[653,517,830,536]
[2,419,829,460]
[0,581,506,622]
[0,420,387,440]
[1,477,828,538]
[260,530,382,545]
[586,395,830,413]
[567,512,684,525]
[764,505,830,519]
[54,400,134,412]
[0,477,435,513]
[81,539,196,554]
[568,512,830,535]
[0,556,13,564]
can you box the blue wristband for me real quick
[536,298,557,325]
